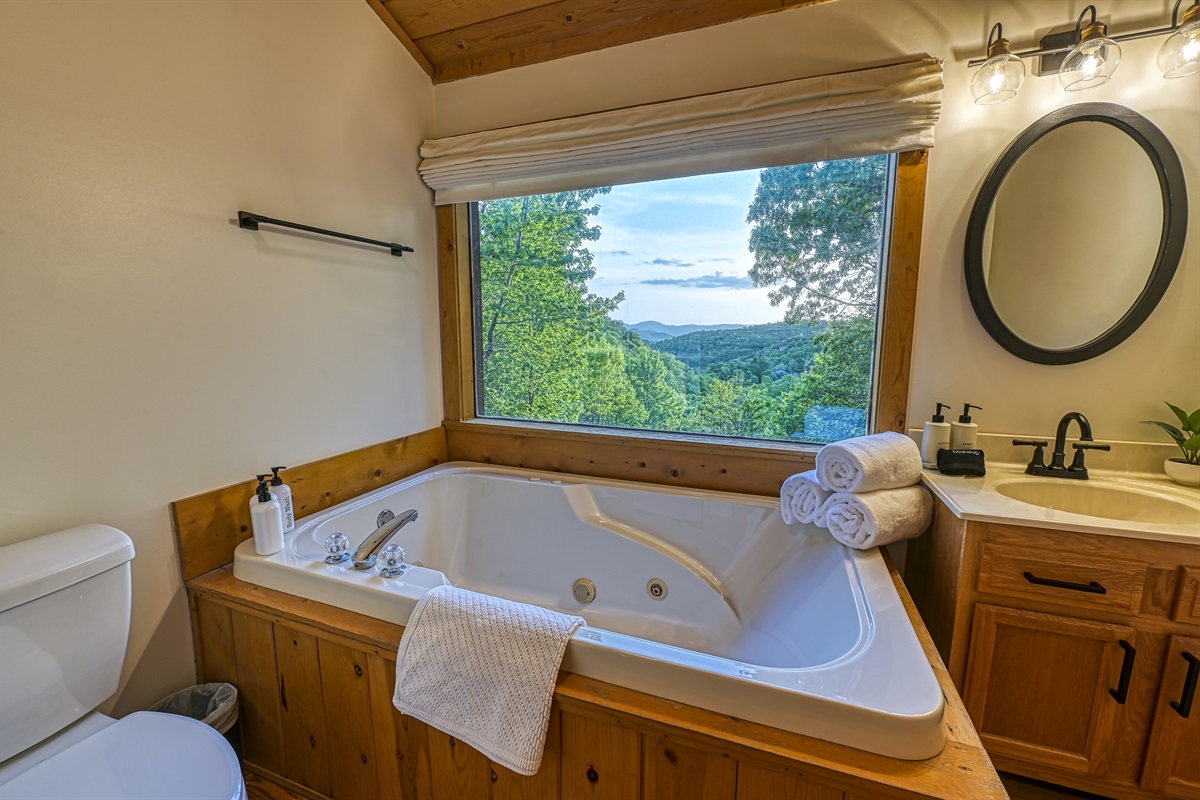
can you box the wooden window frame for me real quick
[437,150,928,496]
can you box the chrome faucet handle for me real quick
[1013,439,1049,473]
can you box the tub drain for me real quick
[572,578,596,604]
[647,578,668,600]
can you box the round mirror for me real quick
[965,103,1187,364]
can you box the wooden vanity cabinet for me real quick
[907,498,1200,800]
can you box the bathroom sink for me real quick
[995,478,1200,526]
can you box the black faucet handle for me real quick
[1068,441,1110,476]
[1013,439,1049,473]
[1072,442,1111,451]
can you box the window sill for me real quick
[442,417,817,496]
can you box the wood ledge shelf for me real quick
[187,562,1004,800]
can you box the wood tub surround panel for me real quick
[906,495,1200,800]
[171,427,448,581]
[187,563,1005,800]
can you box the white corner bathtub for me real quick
[233,462,945,760]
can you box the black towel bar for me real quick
[238,211,414,257]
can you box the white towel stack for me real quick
[393,585,584,776]
[780,432,932,550]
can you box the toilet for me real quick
[0,525,244,800]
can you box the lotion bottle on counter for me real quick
[920,403,952,467]
[249,474,285,555]
[269,466,294,534]
[950,403,982,450]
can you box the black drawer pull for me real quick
[1170,652,1199,719]
[1022,571,1107,594]
[1109,640,1136,704]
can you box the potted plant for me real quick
[1142,403,1200,486]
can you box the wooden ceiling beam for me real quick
[368,0,832,84]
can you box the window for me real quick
[469,155,895,445]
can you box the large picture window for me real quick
[470,155,895,445]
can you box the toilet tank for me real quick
[0,525,136,764]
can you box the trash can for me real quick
[149,682,240,760]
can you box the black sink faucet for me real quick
[1013,412,1111,480]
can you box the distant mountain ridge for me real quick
[620,320,746,342]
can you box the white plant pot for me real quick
[1164,458,1200,487]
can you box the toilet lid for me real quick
[0,712,243,800]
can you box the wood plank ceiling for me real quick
[366,0,832,83]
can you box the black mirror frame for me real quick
[964,102,1188,365]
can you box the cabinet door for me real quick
[964,604,1137,777]
[1142,635,1200,799]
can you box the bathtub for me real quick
[233,462,944,760]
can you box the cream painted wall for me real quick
[0,1,438,714]
[434,0,1200,444]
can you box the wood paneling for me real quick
[644,732,736,800]
[976,543,1148,615]
[274,626,331,796]
[427,727,493,800]
[372,0,832,83]
[317,640,378,799]
[231,608,286,776]
[1173,567,1200,625]
[437,204,474,424]
[193,597,236,687]
[171,426,446,581]
[561,712,641,800]
[736,762,843,799]
[874,149,927,435]
[189,560,1006,800]
[447,418,815,496]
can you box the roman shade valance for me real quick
[419,58,942,205]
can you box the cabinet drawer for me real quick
[977,543,1146,614]
[1173,568,1200,625]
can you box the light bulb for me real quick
[1060,38,1121,90]
[971,53,1025,105]
[1159,19,1200,78]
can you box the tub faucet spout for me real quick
[353,509,418,570]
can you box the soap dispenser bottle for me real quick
[269,466,294,534]
[950,404,982,450]
[249,474,285,556]
[921,403,952,467]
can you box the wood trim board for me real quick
[171,427,447,581]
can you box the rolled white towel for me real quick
[821,486,933,549]
[779,470,830,526]
[815,431,922,493]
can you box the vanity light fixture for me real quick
[969,1,1200,103]
[1159,0,1200,78]
[970,23,1025,104]
[1059,6,1121,91]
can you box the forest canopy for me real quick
[474,156,889,443]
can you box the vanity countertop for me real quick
[921,464,1200,545]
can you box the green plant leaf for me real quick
[1184,433,1200,453]
[1143,420,1186,445]
[1167,402,1191,429]
[1187,407,1200,435]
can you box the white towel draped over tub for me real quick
[815,431,922,493]
[779,470,831,526]
[393,585,584,777]
[821,486,933,549]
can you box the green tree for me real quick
[746,157,889,322]
[622,335,686,430]
[477,190,622,422]
[578,340,647,427]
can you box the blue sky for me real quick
[586,169,785,326]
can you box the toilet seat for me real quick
[0,711,243,800]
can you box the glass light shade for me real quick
[971,54,1026,104]
[1060,38,1121,90]
[1158,20,1200,78]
